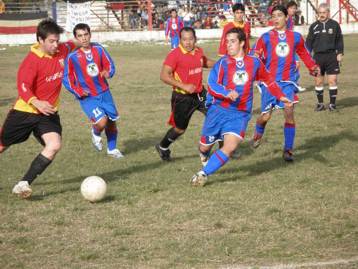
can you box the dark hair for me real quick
[36,18,64,42]
[73,23,91,37]
[232,3,245,12]
[170,9,177,13]
[180,27,196,39]
[226,27,246,44]
[286,1,298,9]
[271,5,288,16]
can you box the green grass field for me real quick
[0,35,357,269]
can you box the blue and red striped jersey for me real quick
[252,30,316,82]
[287,16,294,30]
[165,17,183,38]
[63,43,115,98]
[207,55,284,113]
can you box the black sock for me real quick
[315,86,324,104]
[22,154,52,184]
[329,88,338,105]
[160,128,183,149]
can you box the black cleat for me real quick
[155,144,171,161]
[314,103,325,112]
[283,150,294,162]
[328,104,337,112]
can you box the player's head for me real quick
[36,18,64,55]
[179,27,196,52]
[317,3,329,22]
[232,3,245,22]
[225,27,246,57]
[271,5,288,31]
[170,9,177,18]
[286,1,298,16]
[73,23,91,49]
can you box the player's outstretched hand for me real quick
[227,91,239,101]
[31,99,56,116]
[309,65,320,77]
[279,96,293,107]
[100,70,110,78]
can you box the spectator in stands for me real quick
[0,0,5,14]
[129,8,139,30]
[203,16,213,29]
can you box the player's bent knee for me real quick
[45,140,62,153]
[174,127,185,135]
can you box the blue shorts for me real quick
[200,105,251,145]
[258,82,299,113]
[79,90,119,123]
[171,35,179,49]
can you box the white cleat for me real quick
[191,171,208,187]
[107,148,124,159]
[91,130,103,151]
[12,181,32,199]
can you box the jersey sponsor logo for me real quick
[189,67,202,75]
[275,42,290,57]
[86,63,99,77]
[45,71,63,82]
[233,70,249,86]
[58,58,64,67]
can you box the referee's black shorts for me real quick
[0,109,62,147]
[168,89,207,130]
[314,52,340,75]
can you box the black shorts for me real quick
[168,89,207,130]
[314,52,340,75]
[0,110,62,147]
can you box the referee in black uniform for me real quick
[306,3,344,111]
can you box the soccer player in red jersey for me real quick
[0,19,75,198]
[155,27,215,161]
[63,23,123,159]
[218,3,251,56]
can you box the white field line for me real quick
[221,256,358,269]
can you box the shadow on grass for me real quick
[122,135,163,154]
[212,130,358,185]
[0,97,15,107]
[338,96,358,110]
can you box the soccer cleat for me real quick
[107,148,124,159]
[314,103,325,112]
[283,150,294,162]
[12,181,32,199]
[191,171,208,187]
[155,144,171,161]
[199,153,209,166]
[328,104,337,112]
[249,137,262,149]
[91,130,103,151]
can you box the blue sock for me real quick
[105,125,118,151]
[92,126,101,136]
[284,122,295,151]
[203,149,229,176]
[254,123,265,140]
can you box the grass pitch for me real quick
[0,35,357,269]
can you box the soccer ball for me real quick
[80,176,107,202]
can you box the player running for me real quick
[63,23,123,159]
[249,5,320,162]
[191,28,291,187]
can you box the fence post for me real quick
[147,0,152,31]
[51,0,57,22]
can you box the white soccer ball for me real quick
[80,176,107,202]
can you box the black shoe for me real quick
[155,144,171,161]
[283,150,294,162]
[314,103,325,112]
[328,104,337,111]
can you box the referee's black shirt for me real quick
[306,19,344,54]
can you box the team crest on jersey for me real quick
[328,28,333,34]
[278,32,286,40]
[233,70,249,86]
[236,59,244,68]
[85,52,93,61]
[86,63,99,77]
[275,42,290,57]
[172,23,177,30]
